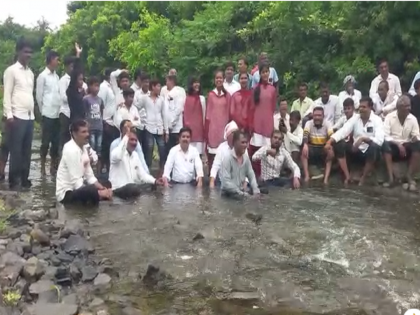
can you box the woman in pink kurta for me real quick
[183,77,206,154]
[249,63,277,178]
[205,70,231,173]
[230,73,252,133]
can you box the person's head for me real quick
[377,80,389,100]
[319,82,330,103]
[119,119,133,136]
[298,83,308,99]
[123,88,135,106]
[168,69,177,76]
[166,75,176,90]
[225,61,235,81]
[149,79,161,96]
[64,56,76,74]
[396,94,411,117]
[16,38,32,66]
[239,72,249,90]
[270,129,284,150]
[358,96,374,118]
[237,57,248,74]
[214,69,224,89]
[103,68,112,82]
[140,73,150,92]
[70,119,89,146]
[259,52,268,64]
[312,107,324,126]
[46,50,59,70]
[118,71,130,90]
[343,75,356,94]
[224,121,239,146]
[87,76,100,96]
[179,127,192,149]
[289,110,301,129]
[232,130,248,156]
[187,76,201,95]
[377,58,389,77]
[279,97,288,117]
[127,130,138,153]
[259,63,270,84]
[342,98,355,119]
[414,79,420,97]
[133,68,142,85]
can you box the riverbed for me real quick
[17,143,420,314]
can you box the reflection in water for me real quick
[24,146,420,314]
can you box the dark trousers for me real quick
[260,177,291,188]
[59,113,71,156]
[0,117,10,170]
[40,117,60,159]
[113,183,143,199]
[8,118,34,186]
[144,130,166,169]
[102,123,120,168]
[166,133,179,156]
[382,141,420,160]
[61,185,100,206]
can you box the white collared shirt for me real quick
[369,73,402,99]
[109,136,156,190]
[223,80,241,95]
[113,105,142,131]
[372,92,398,116]
[332,115,353,131]
[137,95,169,135]
[273,113,290,131]
[384,111,420,144]
[56,139,98,202]
[133,89,149,130]
[131,82,141,91]
[36,67,61,119]
[163,144,204,183]
[210,141,249,179]
[331,112,385,153]
[3,61,35,120]
[338,89,362,110]
[164,86,187,133]
[98,80,116,126]
[59,73,87,118]
[285,125,303,153]
[305,95,342,125]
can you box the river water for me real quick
[17,142,420,314]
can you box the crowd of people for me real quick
[2,38,420,206]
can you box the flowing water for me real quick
[17,141,420,314]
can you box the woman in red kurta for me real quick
[205,70,231,173]
[183,77,206,155]
[230,73,252,133]
[249,63,277,178]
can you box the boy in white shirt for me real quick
[113,88,142,131]
[283,111,303,163]
[332,98,355,132]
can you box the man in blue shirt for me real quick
[110,119,149,174]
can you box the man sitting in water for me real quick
[162,127,204,187]
[252,129,301,189]
[382,95,420,190]
[110,119,149,174]
[301,107,334,184]
[325,97,384,186]
[220,130,259,197]
[109,127,163,199]
[56,119,113,205]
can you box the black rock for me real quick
[55,266,72,286]
[142,264,171,286]
[32,245,42,256]
[62,235,92,256]
[56,251,74,263]
[60,219,84,239]
[6,228,22,240]
[50,255,61,267]
[69,263,81,281]
[192,233,205,241]
[98,264,119,278]
[81,265,98,282]
[245,213,263,224]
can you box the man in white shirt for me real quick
[163,75,187,154]
[305,83,342,125]
[3,39,35,190]
[325,97,385,186]
[382,95,420,189]
[338,75,362,110]
[56,120,112,205]
[36,50,61,176]
[131,68,142,92]
[369,58,402,99]
[251,53,279,88]
[110,69,130,105]
[58,43,83,155]
[282,111,303,162]
[273,97,290,131]
[163,127,204,186]
[223,61,241,95]
[372,80,398,118]
[160,69,177,97]
[110,127,163,199]
[332,98,355,132]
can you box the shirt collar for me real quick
[213,88,225,96]
[45,67,55,74]
[15,61,29,70]
[102,80,111,87]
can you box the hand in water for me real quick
[155,178,164,186]
[162,177,171,187]
[292,177,300,189]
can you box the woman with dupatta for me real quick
[230,72,252,134]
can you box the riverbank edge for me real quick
[0,191,116,315]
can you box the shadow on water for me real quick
[16,141,420,314]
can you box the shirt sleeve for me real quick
[135,143,150,174]
[162,148,175,181]
[35,73,45,113]
[251,146,266,161]
[394,76,402,97]
[194,151,204,179]
[130,107,141,128]
[287,127,303,146]
[383,115,392,141]
[110,135,128,164]
[133,152,156,185]
[110,69,123,96]
[383,95,398,114]
[3,67,14,119]
[282,148,301,178]
[332,116,345,130]
[62,145,97,189]
[171,89,186,128]
[220,157,244,195]
[209,146,223,178]
[409,72,420,96]
[331,116,356,143]
[161,98,169,133]
[245,158,260,194]
[272,68,279,84]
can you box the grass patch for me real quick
[3,289,21,306]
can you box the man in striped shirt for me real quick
[301,107,334,184]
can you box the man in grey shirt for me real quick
[220,130,260,197]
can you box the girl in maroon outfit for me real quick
[230,72,252,133]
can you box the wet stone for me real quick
[0,265,22,287]
[192,233,205,241]
[30,229,50,246]
[20,210,47,222]
[56,251,74,263]
[89,297,105,308]
[93,273,111,288]
[60,219,84,239]
[70,263,82,281]
[6,241,23,256]
[82,266,98,282]
[6,228,22,240]
[245,213,263,224]
[62,293,78,305]
[122,307,143,315]
[23,257,46,279]
[25,302,78,315]
[29,279,55,296]
[63,234,92,255]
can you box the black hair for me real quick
[118,71,130,81]
[179,126,192,137]
[149,78,161,91]
[298,82,308,89]
[46,50,59,64]
[377,58,388,68]
[360,96,374,108]
[279,96,287,104]
[68,69,84,94]
[214,69,228,96]
[103,68,112,81]
[140,73,150,81]
[319,82,329,90]
[119,119,131,133]
[313,106,324,114]
[187,76,201,95]
[238,56,248,66]
[87,76,100,87]
[414,79,420,91]
[378,80,389,90]
[289,110,301,121]
[122,88,135,97]
[232,130,246,144]
[253,62,270,105]
[70,119,88,134]
[225,61,235,71]
[134,68,142,81]
[15,37,32,52]
[343,98,355,108]
[63,56,76,67]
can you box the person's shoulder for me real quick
[389,73,400,80]
[330,94,339,101]
[189,145,200,156]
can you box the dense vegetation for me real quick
[1,1,420,100]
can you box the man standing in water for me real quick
[3,38,35,190]
[36,50,61,176]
